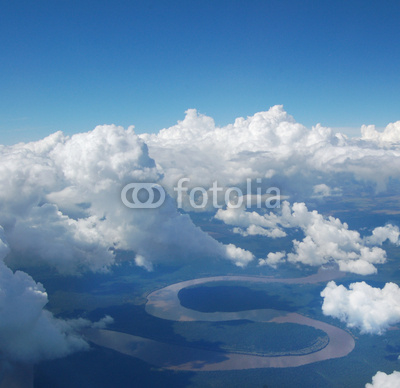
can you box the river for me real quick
[85,267,355,371]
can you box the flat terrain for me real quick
[85,268,355,371]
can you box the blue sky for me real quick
[1,0,399,145]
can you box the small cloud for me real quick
[365,370,400,387]
[259,251,286,268]
[312,183,342,198]
[321,281,400,335]
[92,315,114,329]
[134,255,154,272]
[225,243,254,268]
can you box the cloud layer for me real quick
[142,106,400,200]
[321,281,400,334]
[216,201,397,275]
[0,124,253,273]
[2,106,400,368]
[3,107,396,274]
[0,123,258,367]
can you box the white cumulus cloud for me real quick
[321,281,400,334]
[365,224,400,246]
[0,230,111,363]
[224,243,255,268]
[142,106,400,202]
[259,251,286,268]
[0,124,253,273]
[216,201,395,275]
[362,121,400,145]
[365,370,400,388]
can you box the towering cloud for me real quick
[142,106,400,200]
[0,229,112,363]
[0,124,253,274]
[321,281,400,334]
[0,121,258,367]
[1,108,398,274]
[362,121,400,144]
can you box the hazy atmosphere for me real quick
[1,1,400,387]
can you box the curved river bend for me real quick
[85,268,355,371]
